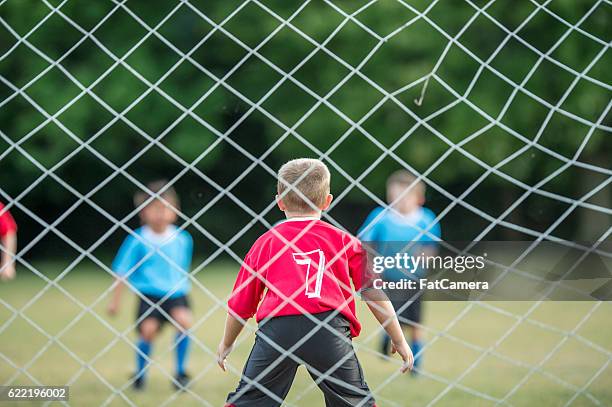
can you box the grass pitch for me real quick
[1,261,610,406]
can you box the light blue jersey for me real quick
[112,225,193,298]
[359,206,441,280]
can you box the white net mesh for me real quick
[0,0,611,406]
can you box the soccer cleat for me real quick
[131,373,145,391]
[173,372,191,391]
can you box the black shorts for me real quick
[392,294,423,325]
[136,294,191,330]
[226,311,375,407]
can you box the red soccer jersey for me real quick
[0,202,17,237]
[228,217,368,338]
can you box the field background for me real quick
[1,261,610,407]
[1,0,611,406]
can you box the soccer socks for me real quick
[175,331,191,376]
[136,338,152,380]
[134,334,189,384]
[134,333,190,380]
[412,340,423,371]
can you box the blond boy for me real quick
[218,159,413,407]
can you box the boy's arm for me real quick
[365,298,414,373]
[107,277,124,316]
[108,235,138,315]
[421,210,441,257]
[217,250,265,371]
[348,237,413,373]
[1,232,17,281]
[217,313,246,371]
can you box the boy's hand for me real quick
[107,301,119,316]
[391,340,414,373]
[217,341,234,372]
[1,265,15,281]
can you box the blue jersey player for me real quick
[359,170,441,375]
[107,180,193,391]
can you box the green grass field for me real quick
[1,261,610,406]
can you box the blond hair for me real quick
[386,170,425,198]
[277,158,331,212]
[134,180,180,209]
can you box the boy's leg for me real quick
[169,304,192,382]
[226,334,299,407]
[305,349,375,407]
[409,325,423,370]
[405,297,424,373]
[134,295,165,388]
[136,318,159,384]
[300,315,375,407]
[379,332,391,356]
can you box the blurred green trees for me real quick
[0,0,610,259]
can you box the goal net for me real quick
[0,0,610,406]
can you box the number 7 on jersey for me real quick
[292,250,326,299]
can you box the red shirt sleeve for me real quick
[227,249,266,320]
[0,204,17,237]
